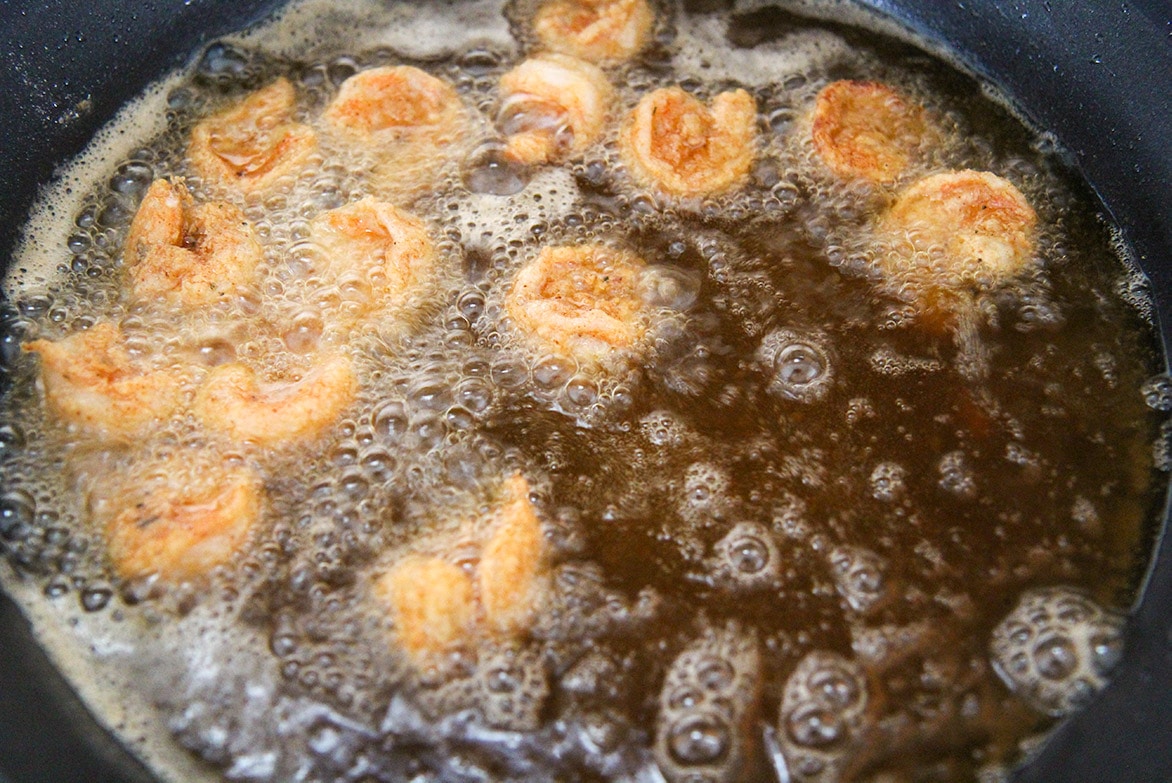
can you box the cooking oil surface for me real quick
[0,1,1168,782]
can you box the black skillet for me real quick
[0,1,1170,781]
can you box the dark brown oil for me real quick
[0,2,1166,782]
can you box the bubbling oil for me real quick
[0,1,1168,782]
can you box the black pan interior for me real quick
[0,1,1169,781]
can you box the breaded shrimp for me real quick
[506,244,646,365]
[479,474,545,636]
[95,453,263,583]
[23,323,184,441]
[810,80,931,184]
[123,178,262,307]
[621,86,758,197]
[877,169,1038,293]
[533,0,654,63]
[324,66,466,195]
[373,474,547,662]
[498,53,611,166]
[374,555,477,660]
[188,78,318,194]
[308,198,437,325]
[193,355,358,446]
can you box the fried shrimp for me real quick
[374,474,546,663]
[621,86,758,197]
[810,80,932,184]
[479,474,545,636]
[533,0,654,63]
[324,66,466,195]
[374,555,477,660]
[877,169,1038,295]
[123,178,262,307]
[23,323,184,441]
[308,198,437,327]
[188,77,318,194]
[95,453,263,583]
[497,53,611,166]
[506,244,646,366]
[193,355,358,446]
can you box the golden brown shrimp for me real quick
[308,198,437,326]
[23,323,184,441]
[877,169,1037,296]
[373,473,547,663]
[621,86,758,197]
[533,0,654,63]
[323,66,466,195]
[374,555,477,660]
[506,244,646,366]
[95,452,263,583]
[498,53,611,166]
[123,178,262,307]
[188,78,318,194]
[478,473,545,636]
[810,80,932,184]
[193,355,358,446]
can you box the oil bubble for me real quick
[758,329,834,403]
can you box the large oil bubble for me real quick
[989,586,1125,716]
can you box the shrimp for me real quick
[497,53,611,166]
[479,473,545,636]
[23,323,184,441]
[506,244,646,366]
[123,178,262,307]
[308,198,437,327]
[621,86,758,197]
[95,452,263,583]
[374,555,477,660]
[188,77,318,194]
[877,169,1037,295]
[374,473,547,663]
[810,80,932,184]
[533,0,654,63]
[193,355,358,446]
[323,66,466,196]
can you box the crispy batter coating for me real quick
[188,78,318,194]
[810,80,931,184]
[375,555,477,659]
[324,66,462,135]
[123,178,262,307]
[96,453,263,582]
[324,66,466,196]
[374,474,547,662]
[621,86,758,197]
[506,244,646,365]
[193,355,358,446]
[479,474,545,636]
[498,53,611,166]
[534,0,654,63]
[23,323,184,441]
[308,198,437,326]
[878,169,1037,293]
